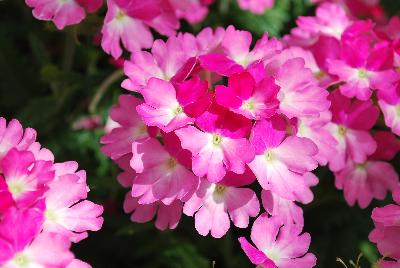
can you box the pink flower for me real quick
[100,95,151,161]
[130,136,197,205]
[183,177,260,238]
[327,90,379,171]
[335,159,398,208]
[101,0,179,59]
[378,84,400,136]
[274,58,330,119]
[239,214,316,268]
[215,64,279,120]
[123,194,183,230]
[296,3,352,40]
[25,0,101,30]
[0,118,37,164]
[43,162,104,242]
[237,0,275,14]
[0,204,74,267]
[199,26,282,74]
[328,21,399,100]
[176,104,254,183]
[168,0,210,23]
[137,77,211,132]
[248,118,318,203]
[1,149,54,209]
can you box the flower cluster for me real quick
[0,118,103,268]
[25,0,277,59]
[100,24,337,267]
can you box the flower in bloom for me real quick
[183,177,260,238]
[248,118,318,203]
[0,204,75,267]
[176,104,254,183]
[327,90,379,171]
[369,186,400,264]
[123,193,183,231]
[42,162,104,242]
[378,83,400,136]
[100,95,151,161]
[328,21,399,100]
[101,0,179,59]
[215,64,279,120]
[0,118,103,267]
[237,0,275,14]
[130,135,197,205]
[239,213,316,268]
[25,0,102,30]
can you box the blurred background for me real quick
[1,0,400,267]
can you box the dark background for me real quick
[1,0,400,267]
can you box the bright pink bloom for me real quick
[215,65,279,119]
[239,214,316,268]
[176,104,254,183]
[100,95,151,160]
[123,193,183,230]
[0,177,13,214]
[370,131,400,161]
[248,119,318,203]
[237,0,274,14]
[1,149,54,209]
[0,204,75,267]
[378,84,400,136]
[327,90,379,171]
[43,162,104,242]
[168,0,210,23]
[0,118,36,164]
[274,58,330,119]
[183,177,260,238]
[101,0,179,59]
[130,136,197,205]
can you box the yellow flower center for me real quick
[338,125,347,136]
[358,69,368,79]
[212,134,222,146]
[214,184,226,195]
[243,100,256,111]
[45,210,58,222]
[13,253,29,267]
[116,10,125,21]
[166,157,178,170]
[8,180,25,196]
[314,71,325,80]
[264,150,274,161]
[173,106,183,116]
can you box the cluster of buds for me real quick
[0,118,103,268]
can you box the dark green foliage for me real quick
[0,1,399,267]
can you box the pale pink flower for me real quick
[67,259,92,268]
[275,58,330,119]
[43,163,104,242]
[378,84,400,136]
[1,149,54,209]
[25,0,102,30]
[237,0,275,14]
[101,0,179,59]
[168,0,210,23]
[100,95,151,161]
[199,26,282,74]
[123,193,183,230]
[239,214,316,268]
[130,136,197,205]
[248,118,318,203]
[183,177,260,238]
[296,3,352,40]
[176,104,254,183]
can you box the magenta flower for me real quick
[239,213,316,268]
[215,64,279,120]
[183,177,260,238]
[25,0,101,30]
[176,104,254,183]
[248,118,318,203]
